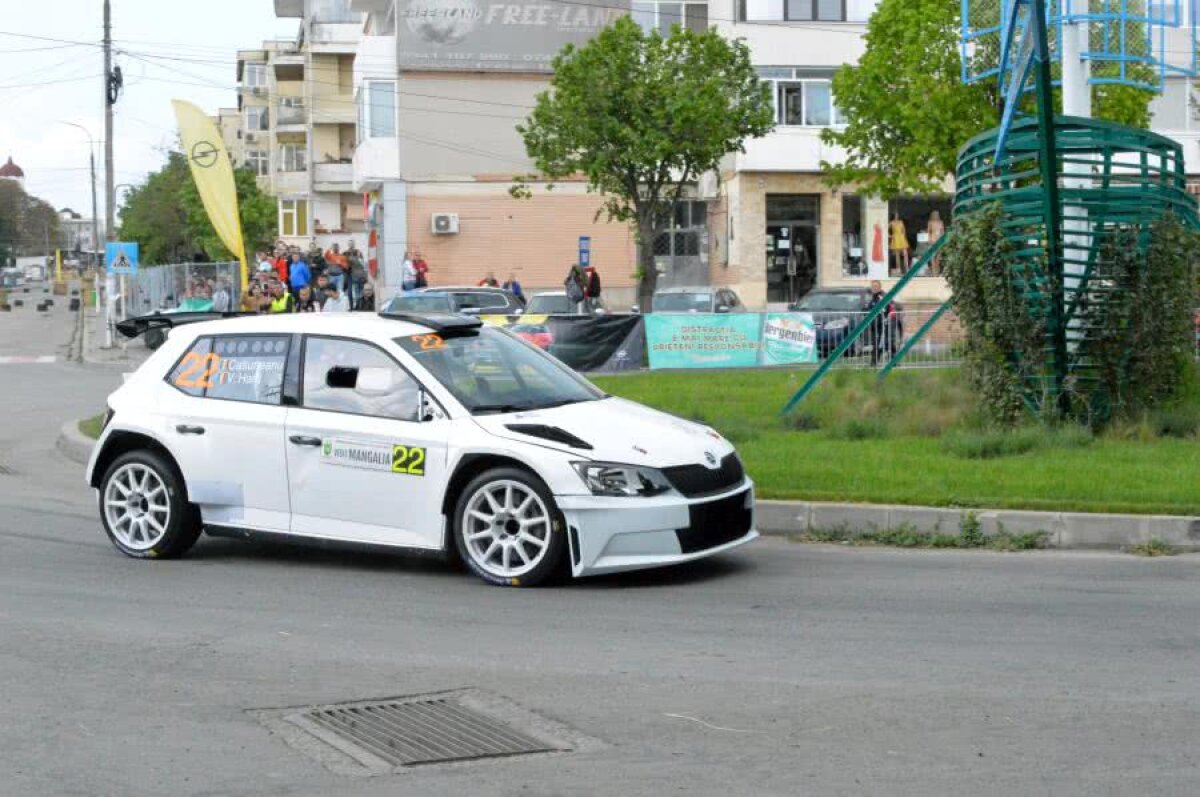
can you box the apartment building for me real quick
[234,0,367,251]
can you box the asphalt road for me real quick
[3,298,1200,796]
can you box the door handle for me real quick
[289,435,323,448]
[176,425,206,435]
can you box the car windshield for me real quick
[795,292,865,312]
[384,294,454,314]
[395,326,603,414]
[652,293,712,313]
[526,295,575,314]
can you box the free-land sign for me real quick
[578,235,591,267]
[105,242,139,275]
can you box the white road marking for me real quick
[0,356,56,365]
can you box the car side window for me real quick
[167,335,289,405]
[472,292,509,310]
[302,336,420,422]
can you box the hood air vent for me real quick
[505,424,593,450]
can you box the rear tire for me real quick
[452,467,567,587]
[99,450,201,559]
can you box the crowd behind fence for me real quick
[126,262,242,318]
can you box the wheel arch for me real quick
[89,430,185,494]
[440,453,546,520]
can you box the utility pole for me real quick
[103,0,117,345]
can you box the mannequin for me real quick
[888,212,910,275]
[925,210,946,275]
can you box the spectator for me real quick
[268,280,295,314]
[478,270,500,288]
[413,254,429,288]
[354,282,375,312]
[256,251,273,273]
[211,280,232,313]
[563,263,586,311]
[313,273,331,308]
[289,253,312,297]
[584,265,602,311]
[866,279,895,366]
[324,242,350,297]
[296,285,320,313]
[321,283,350,313]
[346,240,367,302]
[502,272,525,303]
[401,251,418,292]
[241,282,263,313]
[273,246,290,284]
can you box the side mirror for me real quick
[716,305,731,314]
[419,388,445,423]
[631,305,641,314]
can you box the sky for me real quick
[0,0,298,223]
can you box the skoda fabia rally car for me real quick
[87,312,757,586]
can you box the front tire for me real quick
[452,467,567,587]
[99,450,201,559]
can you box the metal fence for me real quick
[126,262,241,317]
[806,305,965,370]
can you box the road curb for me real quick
[756,499,1200,552]
[56,420,94,467]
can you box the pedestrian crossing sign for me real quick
[106,242,139,275]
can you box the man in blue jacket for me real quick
[288,252,312,299]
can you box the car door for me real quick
[161,333,293,530]
[285,335,451,550]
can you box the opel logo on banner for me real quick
[191,140,220,169]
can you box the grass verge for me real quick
[78,414,105,440]
[792,524,1048,552]
[591,368,1200,516]
[1128,538,1178,557]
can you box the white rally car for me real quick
[87,312,757,586]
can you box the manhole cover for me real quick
[256,690,586,775]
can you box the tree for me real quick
[0,179,62,264]
[822,0,1153,198]
[118,152,275,265]
[117,152,194,264]
[518,17,775,304]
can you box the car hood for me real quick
[471,396,735,468]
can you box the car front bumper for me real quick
[555,481,757,578]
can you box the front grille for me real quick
[662,453,745,498]
[675,489,753,554]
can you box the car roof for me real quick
[421,285,513,294]
[171,312,439,341]
[530,291,567,297]
[654,286,718,294]
[806,287,869,294]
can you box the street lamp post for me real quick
[58,121,108,345]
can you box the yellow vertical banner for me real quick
[171,100,249,291]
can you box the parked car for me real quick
[650,287,746,314]
[415,286,525,315]
[525,291,607,316]
[790,287,904,358]
[381,292,457,315]
[510,322,554,350]
[95,311,757,586]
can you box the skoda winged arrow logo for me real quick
[704,451,718,467]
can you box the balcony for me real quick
[735,126,845,173]
[313,161,354,192]
[273,169,309,195]
[352,136,399,192]
[276,100,307,130]
[309,21,362,53]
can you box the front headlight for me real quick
[571,461,673,497]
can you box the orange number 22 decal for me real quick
[410,334,446,351]
[174,352,221,389]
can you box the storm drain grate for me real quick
[299,696,560,767]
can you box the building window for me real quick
[742,0,877,22]
[654,200,708,258]
[279,144,307,173]
[632,1,709,35]
[357,81,396,143]
[246,149,269,176]
[245,106,269,131]
[279,199,310,237]
[244,63,267,89]
[758,69,847,127]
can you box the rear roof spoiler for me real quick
[115,311,250,340]
[377,311,484,335]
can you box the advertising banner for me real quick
[397,0,629,72]
[761,313,818,365]
[645,313,818,370]
[481,314,646,372]
[644,314,762,370]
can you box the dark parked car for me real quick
[415,286,525,314]
[790,287,904,358]
[381,291,457,315]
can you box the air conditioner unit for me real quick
[431,213,459,235]
[245,132,257,143]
